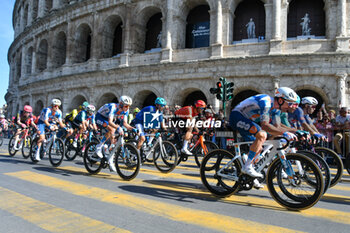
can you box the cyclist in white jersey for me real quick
[229,87,299,178]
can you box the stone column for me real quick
[268,2,282,55]
[52,0,61,10]
[161,0,173,63]
[38,0,46,18]
[338,0,347,37]
[90,12,99,60]
[65,20,75,64]
[120,4,132,67]
[273,77,280,91]
[264,3,273,41]
[211,0,223,58]
[337,73,347,107]
[19,5,24,32]
[27,0,33,25]
[272,0,281,40]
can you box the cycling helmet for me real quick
[120,96,132,106]
[0,114,5,118]
[296,95,301,104]
[195,100,207,108]
[86,104,95,113]
[275,87,298,103]
[51,99,62,106]
[155,97,167,106]
[133,107,140,113]
[301,96,318,106]
[79,101,89,110]
[23,105,33,113]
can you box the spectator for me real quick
[328,109,336,125]
[333,107,350,158]
[315,116,333,148]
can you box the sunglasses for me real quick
[123,105,130,109]
[53,105,60,108]
[307,105,316,109]
[287,102,298,107]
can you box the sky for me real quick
[0,0,14,107]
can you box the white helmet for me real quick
[301,96,318,105]
[51,99,62,106]
[275,87,299,103]
[86,104,95,113]
[0,114,5,118]
[120,96,132,106]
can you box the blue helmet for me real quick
[296,95,301,104]
[155,97,167,106]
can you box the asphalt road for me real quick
[0,138,350,233]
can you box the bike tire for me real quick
[22,136,32,159]
[83,141,104,174]
[200,149,241,197]
[64,138,78,161]
[346,154,350,175]
[194,141,219,168]
[0,136,3,147]
[153,141,178,173]
[115,143,141,181]
[29,138,44,163]
[266,153,324,210]
[314,147,343,187]
[8,135,18,157]
[49,138,65,167]
[298,150,331,194]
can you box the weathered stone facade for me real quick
[6,0,350,116]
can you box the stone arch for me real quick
[34,100,44,116]
[287,0,325,38]
[145,12,163,52]
[74,23,92,63]
[52,31,67,68]
[67,94,88,112]
[132,90,158,108]
[231,89,260,110]
[25,46,33,75]
[97,93,119,109]
[186,5,211,48]
[101,15,124,58]
[32,0,39,20]
[134,6,163,53]
[36,39,48,72]
[232,0,265,42]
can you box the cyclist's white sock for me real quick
[182,140,189,150]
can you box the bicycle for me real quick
[83,132,141,180]
[65,129,100,161]
[8,127,33,159]
[29,129,65,167]
[200,137,324,210]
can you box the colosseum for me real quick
[6,0,350,116]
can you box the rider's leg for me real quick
[181,128,193,155]
[14,128,21,149]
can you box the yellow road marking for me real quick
[57,166,350,224]
[0,187,130,233]
[5,170,304,233]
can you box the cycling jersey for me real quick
[87,114,96,125]
[96,103,128,128]
[175,106,198,119]
[37,107,63,124]
[280,112,291,127]
[65,109,78,122]
[15,110,34,126]
[288,107,306,126]
[74,110,88,123]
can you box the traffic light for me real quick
[216,80,224,100]
[225,82,234,100]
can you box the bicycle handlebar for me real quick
[274,136,290,150]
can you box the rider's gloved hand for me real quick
[314,133,327,141]
[132,128,138,134]
[283,131,298,141]
[49,125,55,131]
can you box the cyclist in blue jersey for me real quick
[229,87,299,179]
[94,96,136,172]
[35,99,66,161]
[71,104,96,147]
[134,97,167,151]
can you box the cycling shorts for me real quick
[135,123,145,137]
[229,111,261,142]
[38,123,50,135]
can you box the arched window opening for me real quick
[75,24,92,63]
[112,22,123,56]
[36,40,48,72]
[296,89,324,118]
[287,0,325,39]
[32,0,39,20]
[15,53,22,82]
[183,91,207,106]
[145,13,162,52]
[53,32,67,68]
[143,93,157,108]
[23,5,29,27]
[25,47,33,75]
[233,0,265,43]
[186,5,210,48]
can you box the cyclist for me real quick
[71,104,96,147]
[175,100,206,155]
[13,105,37,150]
[94,96,136,172]
[134,97,167,152]
[229,87,299,179]
[35,99,66,161]
[0,115,8,134]
[288,96,325,140]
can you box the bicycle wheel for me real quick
[115,143,140,181]
[29,138,43,163]
[83,141,104,174]
[266,153,324,210]
[298,150,331,194]
[64,138,78,161]
[22,136,32,159]
[8,135,18,157]
[314,147,343,187]
[153,141,178,173]
[200,149,241,197]
[194,141,219,168]
[346,155,350,175]
[0,136,3,146]
[49,138,65,167]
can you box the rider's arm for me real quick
[261,121,286,136]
